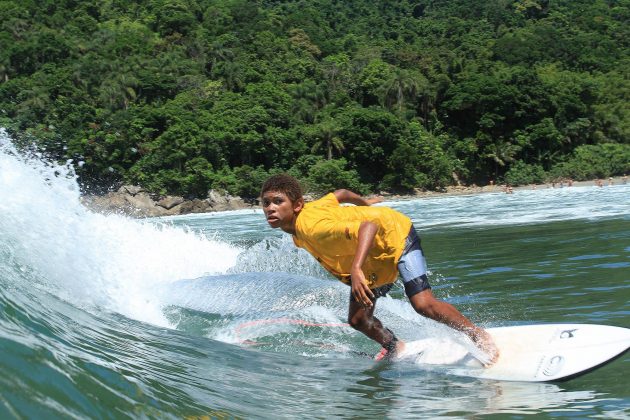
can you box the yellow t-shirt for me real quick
[293,193,412,288]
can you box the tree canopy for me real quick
[0,0,628,196]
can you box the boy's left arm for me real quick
[334,189,383,206]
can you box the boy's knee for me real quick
[414,304,436,318]
[411,294,439,318]
[348,312,369,330]
[347,314,362,330]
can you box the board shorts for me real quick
[397,226,431,298]
[350,226,431,303]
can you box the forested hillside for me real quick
[1,0,628,197]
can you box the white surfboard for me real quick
[398,324,630,382]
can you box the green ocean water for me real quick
[1,132,629,418]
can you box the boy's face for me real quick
[261,190,303,233]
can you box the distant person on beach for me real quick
[260,174,499,365]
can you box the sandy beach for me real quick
[394,175,629,201]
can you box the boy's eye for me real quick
[262,197,283,207]
[262,193,287,207]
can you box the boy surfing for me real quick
[261,174,499,364]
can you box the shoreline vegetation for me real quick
[81,175,628,218]
[1,1,629,204]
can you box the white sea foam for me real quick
[0,129,241,326]
[387,185,630,229]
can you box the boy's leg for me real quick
[347,299,393,345]
[408,289,498,363]
[398,227,498,364]
[347,285,406,357]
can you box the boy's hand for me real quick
[365,196,384,206]
[334,190,383,207]
[351,269,374,308]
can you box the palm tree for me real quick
[0,61,9,82]
[216,60,245,91]
[290,80,327,123]
[416,77,438,130]
[309,118,344,160]
[485,139,522,178]
[17,86,50,115]
[100,73,139,110]
[206,39,233,74]
[379,68,420,113]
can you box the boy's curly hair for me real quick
[260,174,303,202]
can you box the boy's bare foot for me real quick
[471,328,500,366]
[374,340,406,361]
[395,340,406,358]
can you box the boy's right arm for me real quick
[333,189,383,206]
[350,221,378,308]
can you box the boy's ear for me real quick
[293,197,304,213]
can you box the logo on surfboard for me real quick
[560,329,578,339]
[542,355,565,376]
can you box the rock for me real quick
[157,195,185,210]
[83,186,253,218]
[227,196,248,210]
[118,185,145,196]
[207,189,243,211]
[124,192,163,217]
[207,189,228,206]
[177,199,212,214]
[82,193,127,214]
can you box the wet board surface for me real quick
[399,324,630,382]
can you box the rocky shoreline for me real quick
[81,186,257,218]
[81,176,626,218]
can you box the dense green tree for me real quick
[549,143,630,181]
[304,158,370,196]
[504,161,546,186]
[338,106,407,186]
[0,0,627,198]
[382,122,454,192]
